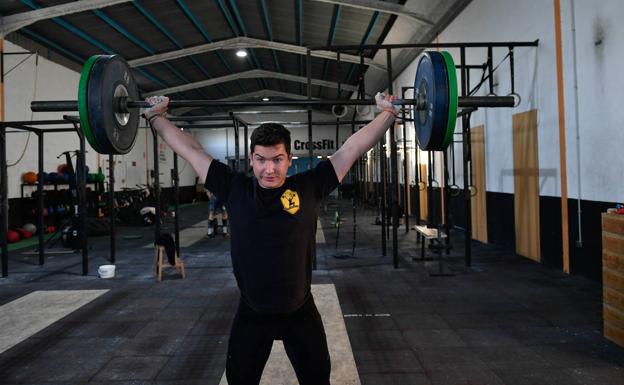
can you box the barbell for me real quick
[30,52,516,154]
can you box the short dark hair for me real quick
[250,123,291,154]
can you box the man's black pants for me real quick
[225,296,331,385]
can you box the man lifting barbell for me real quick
[142,92,399,385]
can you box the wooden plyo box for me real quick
[602,213,624,347]
[154,245,186,281]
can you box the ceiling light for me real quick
[262,97,270,101]
[236,49,247,58]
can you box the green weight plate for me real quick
[440,51,458,150]
[87,55,139,154]
[78,55,103,153]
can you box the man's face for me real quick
[250,143,292,189]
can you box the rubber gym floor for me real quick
[1,198,623,385]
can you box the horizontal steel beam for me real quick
[310,0,433,25]
[142,69,358,97]
[170,90,318,115]
[308,40,541,51]
[218,90,319,101]
[127,36,384,71]
[0,0,131,36]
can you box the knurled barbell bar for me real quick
[30,53,516,155]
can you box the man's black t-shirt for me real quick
[205,160,339,314]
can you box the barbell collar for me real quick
[458,96,515,108]
[31,95,514,113]
[31,100,79,112]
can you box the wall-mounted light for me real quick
[262,97,270,101]
[236,49,247,58]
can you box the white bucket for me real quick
[98,264,116,279]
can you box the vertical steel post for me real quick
[37,132,44,265]
[413,79,421,225]
[415,142,421,224]
[401,87,409,233]
[487,46,494,95]
[359,52,366,95]
[336,50,341,190]
[443,148,451,252]
[243,123,249,174]
[307,49,313,171]
[108,154,115,264]
[509,47,515,94]
[0,42,6,277]
[151,126,161,238]
[76,125,88,275]
[377,49,387,257]
[380,133,387,256]
[359,53,366,202]
[232,114,240,171]
[461,47,472,267]
[427,151,433,226]
[307,49,316,270]
[173,153,180,260]
[387,49,399,268]
[0,123,7,277]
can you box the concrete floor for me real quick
[1,199,623,385]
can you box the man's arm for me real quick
[144,97,213,183]
[330,93,399,182]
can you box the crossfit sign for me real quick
[293,139,335,151]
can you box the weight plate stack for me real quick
[413,51,449,151]
[78,55,103,153]
[440,51,458,150]
[87,55,139,154]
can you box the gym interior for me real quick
[1,0,624,384]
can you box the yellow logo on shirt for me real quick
[280,189,300,214]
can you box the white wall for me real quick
[4,40,85,199]
[392,0,624,202]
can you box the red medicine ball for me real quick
[17,228,32,239]
[7,230,20,243]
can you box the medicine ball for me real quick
[7,230,20,243]
[23,223,37,234]
[22,171,37,184]
[17,228,32,239]
[38,172,48,184]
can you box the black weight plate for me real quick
[413,52,449,151]
[87,55,139,154]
